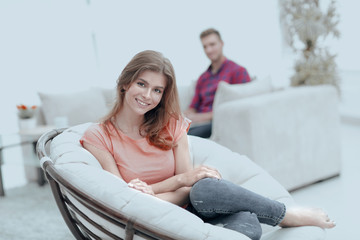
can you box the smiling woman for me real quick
[99,50,182,149]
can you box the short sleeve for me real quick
[80,123,113,153]
[168,116,191,144]
[232,66,251,84]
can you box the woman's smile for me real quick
[135,98,150,107]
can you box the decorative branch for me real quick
[279,0,341,91]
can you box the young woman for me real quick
[80,50,335,240]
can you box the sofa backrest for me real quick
[37,83,195,127]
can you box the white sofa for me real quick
[35,79,341,191]
[39,122,326,240]
[210,83,341,191]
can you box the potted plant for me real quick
[279,0,341,91]
[17,104,37,130]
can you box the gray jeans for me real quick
[187,178,286,240]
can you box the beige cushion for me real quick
[213,76,273,110]
[38,89,108,126]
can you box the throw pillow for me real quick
[38,88,108,126]
[213,76,273,110]
[94,87,117,110]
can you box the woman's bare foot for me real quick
[279,207,336,229]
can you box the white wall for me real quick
[0,0,283,133]
[335,1,360,71]
[0,0,358,133]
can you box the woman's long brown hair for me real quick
[102,50,182,150]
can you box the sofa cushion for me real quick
[177,80,196,111]
[38,89,108,126]
[213,76,273,110]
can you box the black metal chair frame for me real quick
[36,129,173,240]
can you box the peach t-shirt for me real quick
[80,117,190,184]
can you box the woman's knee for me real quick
[191,177,232,193]
[190,178,237,201]
[190,178,220,204]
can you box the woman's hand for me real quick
[128,178,155,195]
[180,165,221,187]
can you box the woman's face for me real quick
[123,70,167,116]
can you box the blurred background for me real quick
[0,1,359,239]
[1,0,359,134]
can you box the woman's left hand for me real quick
[128,178,155,195]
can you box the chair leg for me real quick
[125,221,135,240]
[0,163,4,197]
[32,141,46,186]
[0,150,5,197]
[37,167,46,186]
[48,173,87,240]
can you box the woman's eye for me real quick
[137,82,145,87]
[154,89,162,94]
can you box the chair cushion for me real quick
[49,123,325,240]
[50,122,101,167]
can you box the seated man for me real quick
[185,28,251,138]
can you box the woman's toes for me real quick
[324,220,336,228]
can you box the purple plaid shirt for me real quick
[190,58,251,113]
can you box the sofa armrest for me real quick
[211,85,341,190]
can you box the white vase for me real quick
[18,118,36,130]
[18,118,38,183]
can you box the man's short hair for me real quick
[200,28,222,40]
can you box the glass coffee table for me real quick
[0,125,55,197]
